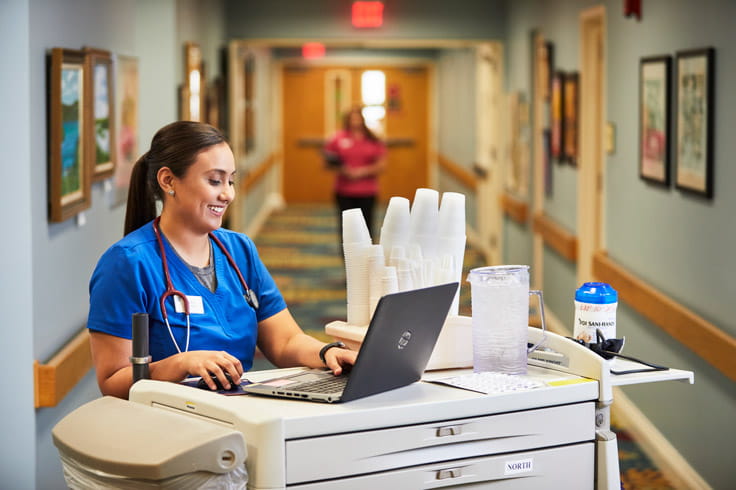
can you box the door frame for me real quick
[475,41,505,265]
[578,6,606,283]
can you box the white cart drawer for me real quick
[291,442,594,489]
[286,402,594,484]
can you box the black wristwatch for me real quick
[319,341,346,365]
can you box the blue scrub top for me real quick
[87,221,286,370]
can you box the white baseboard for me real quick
[244,192,285,238]
[543,309,710,490]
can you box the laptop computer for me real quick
[243,282,458,403]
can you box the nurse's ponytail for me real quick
[123,121,227,236]
[124,151,156,235]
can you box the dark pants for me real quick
[335,193,376,251]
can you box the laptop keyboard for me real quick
[288,376,348,393]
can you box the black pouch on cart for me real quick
[568,328,669,375]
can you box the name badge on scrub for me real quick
[173,295,205,314]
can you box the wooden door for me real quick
[281,64,430,203]
[282,65,332,203]
[380,65,429,201]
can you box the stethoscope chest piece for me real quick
[245,289,260,310]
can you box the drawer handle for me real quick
[436,467,463,480]
[436,425,462,437]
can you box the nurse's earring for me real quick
[167,190,175,197]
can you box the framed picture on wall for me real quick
[48,47,91,222]
[84,47,116,182]
[550,71,565,159]
[563,72,579,165]
[674,47,715,198]
[639,55,671,185]
[112,54,139,206]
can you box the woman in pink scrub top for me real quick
[324,107,387,242]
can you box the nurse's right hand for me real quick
[179,350,243,391]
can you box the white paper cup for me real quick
[380,197,410,261]
[381,266,399,296]
[342,208,372,245]
[439,192,466,237]
[409,188,439,237]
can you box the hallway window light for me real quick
[362,105,386,135]
[189,69,201,121]
[361,70,385,105]
[361,70,386,135]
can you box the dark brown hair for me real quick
[124,121,227,235]
[342,106,379,142]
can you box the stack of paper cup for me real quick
[438,192,466,315]
[381,266,399,297]
[409,189,440,263]
[366,245,385,318]
[342,209,372,326]
[379,197,410,263]
[396,258,414,292]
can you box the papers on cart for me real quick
[429,371,546,395]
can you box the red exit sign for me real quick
[352,1,383,28]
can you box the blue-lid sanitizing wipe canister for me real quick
[573,282,618,342]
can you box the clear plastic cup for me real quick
[467,265,546,375]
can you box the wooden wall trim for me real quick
[34,329,92,408]
[241,153,279,193]
[593,251,736,382]
[532,212,578,262]
[437,153,478,191]
[500,192,529,225]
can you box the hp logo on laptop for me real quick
[397,331,412,350]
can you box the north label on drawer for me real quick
[504,457,534,476]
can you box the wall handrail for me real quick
[532,212,578,262]
[436,153,479,191]
[34,328,92,408]
[500,192,529,225]
[593,251,736,382]
[241,153,279,193]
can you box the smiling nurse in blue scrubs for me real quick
[88,121,356,399]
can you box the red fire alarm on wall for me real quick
[352,1,384,28]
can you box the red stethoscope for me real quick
[152,216,259,353]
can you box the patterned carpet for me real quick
[252,203,675,490]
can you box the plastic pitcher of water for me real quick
[467,265,547,375]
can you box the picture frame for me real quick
[112,54,139,206]
[84,47,116,182]
[543,129,553,197]
[48,47,91,222]
[674,47,715,198]
[550,71,565,159]
[537,41,554,101]
[563,72,579,165]
[639,55,671,185]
